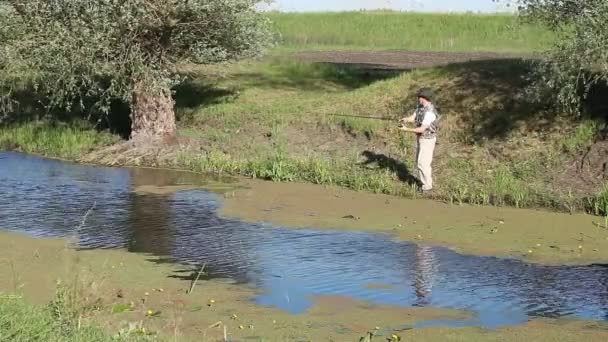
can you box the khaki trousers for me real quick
[416,136,436,191]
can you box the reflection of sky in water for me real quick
[2,151,608,328]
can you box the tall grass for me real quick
[585,183,608,217]
[0,122,118,159]
[267,11,555,53]
[0,291,152,342]
[174,151,417,197]
[559,120,598,154]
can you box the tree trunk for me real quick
[130,82,176,141]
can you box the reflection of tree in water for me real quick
[412,245,439,306]
[126,192,175,257]
[125,168,181,257]
[123,167,253,282]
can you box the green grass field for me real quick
[267,11,555,53]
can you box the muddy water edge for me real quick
[1,231,606,342]
[2,151,608,341]
[221,179,608,266]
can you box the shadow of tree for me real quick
[360,150,420,186]
[0,76,239,138]
[0,84,134,139]
[581,76,608,126]
[404,57,608,143]
[414,58,550,142]
[173,81,237,110]
[228,61,402,92]
[172,80,239,124]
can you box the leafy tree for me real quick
[0,0,274,140]
[498,0,608,116]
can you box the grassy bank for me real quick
[266,11,555,53]
[3,54,608,217]
[174,56,606,217]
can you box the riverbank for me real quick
[4,147,608,266]
[3,132,608,267]
[1,230,608,341]
[3,52,608,219]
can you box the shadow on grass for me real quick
[0,85,133,139]
[228,61,402,92]
[173,81,237,109]
[422,58,549,142]
[360,150,420,187]
[0,77,239,138]
[582,77,608,126]
[403,57,608,143]
[172,80,239,123]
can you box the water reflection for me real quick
[126,192,175,257]
[2,151,608,328]
[412,245,438,307]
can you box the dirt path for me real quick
[290,50,531,70]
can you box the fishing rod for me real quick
[328,113,398,121]
[329,104,441,123]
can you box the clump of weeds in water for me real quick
[586,184,608,216]
[488,166,514,206]
[475,189,491,206]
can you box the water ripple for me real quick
[2,151,608,328]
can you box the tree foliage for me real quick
[0,0,274,124]
[506,0,608,115]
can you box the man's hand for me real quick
[400,114,415,124]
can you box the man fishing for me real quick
[398,88,439,194]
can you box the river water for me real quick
[1,151,608,328]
